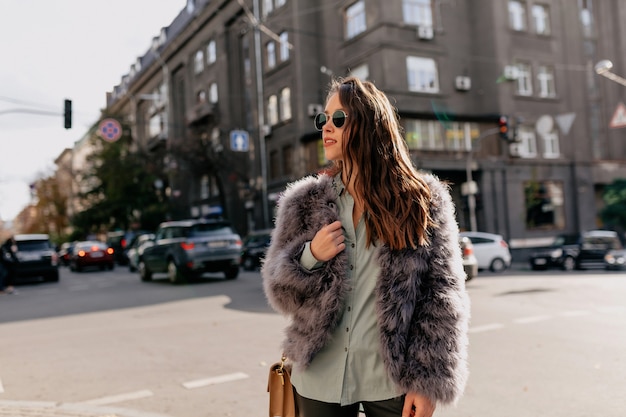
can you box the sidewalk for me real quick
[0,400,173,417]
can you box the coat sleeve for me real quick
[377,176,470,405]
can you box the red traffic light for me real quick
[498,115,509,140]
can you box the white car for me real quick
[459,231,512,272]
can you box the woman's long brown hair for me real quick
[326,77,433,250]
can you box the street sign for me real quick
[609,102,626,129]
[230,130,249,152]
[98,118,123,142]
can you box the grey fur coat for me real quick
[261,173,470,405]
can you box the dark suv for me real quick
[240,229,272,271]
[2,234,60,282]
[138,219,242,284]
[529,230,622,271]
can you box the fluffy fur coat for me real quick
[261,173,470,405]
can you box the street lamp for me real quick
[595,59,626,87]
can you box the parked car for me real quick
[69,241,115,272]
[459,231,512,272]
[126,233,155,272]
[57,241,76,266]
[138,218,242,284]
[459,236,478,281]
[529,230,622,271]
[2,234,59,283]
[106,230,150,265]
[604,248,626,270]
[240,229,272,271]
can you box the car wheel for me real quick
[129,264,137,272]
[562,256,576,271]
[242,257,255,271]
[490,257,507,273]
[47,271,60,282]
[139,260,152,281]
[167,259,186,284]
[225,266,239,280]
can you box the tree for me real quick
[601,179,626,233]
[71,121,170,236]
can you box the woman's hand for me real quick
[402,392,435,417]
[310,221,345,261]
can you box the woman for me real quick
[262,77,469,417]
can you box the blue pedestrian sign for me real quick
[230,130,249,152]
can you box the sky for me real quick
[0,0,186,221]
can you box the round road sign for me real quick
[98,118,123,142]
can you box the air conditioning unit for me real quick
[455,76,471,91]
[503,65,520,80]
[262,124,272,137]
[307,103,324,117]
[417,25,434,40]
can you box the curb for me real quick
[0,400,174,417]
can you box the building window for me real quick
[280,87,291,121]
[537,65,556,98]
[267,95,278,125]
[406,56,439,93]
[516,62,533,96]
[266,41,276,69]
[279,31,290,61]
[283,145,294,176]
[532,4,551,35]
[404,119,444,150]
[200,175,209,199]
[345,1,366,39]
[446,122,480,151]
[508,1,527,31]
[402,0,432,27]
[349,63,369,81]
[207,40,216,65]
[516,126,537,157]
[263,0,273,17]
[194,50,204,74]
[304,139,326,173]
[269,149,280,179]
[196,90,206,104]
[579,0,594,38]
[208,83,218,103]
[524,180,565,230]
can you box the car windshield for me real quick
[188,223,234,237]
[77,242,107,250]
[552,235,579,246]
[16,240,52,251]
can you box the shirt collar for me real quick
[332,174,345,197]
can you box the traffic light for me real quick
[64,99,72,129]
[498,115,509,140]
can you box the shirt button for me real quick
[346,327,349,332]
[347,306,352,311]
[351,243,355,248]
[349,265,354,270]
[345,347,348,352]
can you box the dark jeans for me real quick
[295,389,405,417]
[0,262,10,290]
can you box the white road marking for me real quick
[182,372,249,389]
[596,306,626,314]
[559,310,591,317]
[78,389,154,405]
[513,315,552,324]
[468,323,504,333]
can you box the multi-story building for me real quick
[103,0,626,257]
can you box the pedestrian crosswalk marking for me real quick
[183,372,249,389]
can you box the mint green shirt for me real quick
[291,179,401,405]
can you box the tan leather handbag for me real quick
[267,355,297,417]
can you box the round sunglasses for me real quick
[314,110,348,131]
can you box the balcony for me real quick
[186,102,216,126]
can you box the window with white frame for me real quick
[404,119,444,150]
[263,0,273,17]
[196,90,206,104]
[532,4,551,35]
[209,83,218,103]
[266,41,276,69]
[508,0,527,31]
[279,32,290,61]
[345,1,366,39]
[579,0,594,38]
[267,95,278,125]
[406,56,439,93]
[537,65,556,98]
[280,87,291,121]
[402,0,433,27]
[524,180,565,230]
[516,125,537,157]
[516,62,533,96]
[276,0,286,7]
[194,50,204,74]
[349,63,369,81]
[541,131,560,158]
[445,122,480,151]
[206,40,216,65]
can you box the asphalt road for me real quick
[0,265,625,417]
